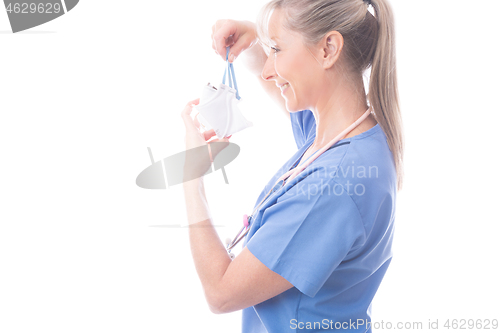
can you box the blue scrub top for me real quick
[241,109,397,333]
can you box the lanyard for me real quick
[225,107,373,259]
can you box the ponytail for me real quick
[368,0,405,191]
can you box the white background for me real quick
[1,0,499,332]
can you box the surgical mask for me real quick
[194,46,253,139]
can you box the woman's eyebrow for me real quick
[269,37,280,45]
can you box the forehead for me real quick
[267,8,284,44]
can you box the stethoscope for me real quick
[225,107,373,259]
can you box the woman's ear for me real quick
[322,31,343,70]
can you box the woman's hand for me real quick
[180,98,231,182]
[211,19,259,63]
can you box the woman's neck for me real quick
[309,106,377,151]
[308,74,377,149]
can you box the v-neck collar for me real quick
[288,123,381,172]
[288,140,351,172]
[288,141,314,171]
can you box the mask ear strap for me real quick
[222,46,241,100]
[222,47,232,87]
[229,61,241,100]
[222,88,232,138]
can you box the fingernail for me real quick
[229,54,235,62]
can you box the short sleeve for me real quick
[245,174,366,298]
[290,109,316,149]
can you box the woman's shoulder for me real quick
[312,123,397,196]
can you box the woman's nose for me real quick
[261,53,276,82]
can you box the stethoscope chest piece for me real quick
[225,214,253,259]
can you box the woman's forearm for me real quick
[239,35,268,77]
[182,178,232,312]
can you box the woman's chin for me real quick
[284,101,302,113]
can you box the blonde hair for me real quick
[256,0,405,192]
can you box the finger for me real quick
[212,35,222,57]
[203,129,217,141]
[226,34,252,63]
[181,98,200,116]
[212,20,225,56]
[182,115,200,134]
[207,133,231,143]
[193,112,201,129]
[218,37,232,61]
[181,98,201,131]
[213,21,239,60]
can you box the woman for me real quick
[180,0,404,331]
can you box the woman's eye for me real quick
[271,46,280,53]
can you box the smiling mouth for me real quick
[280,83,290,92]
